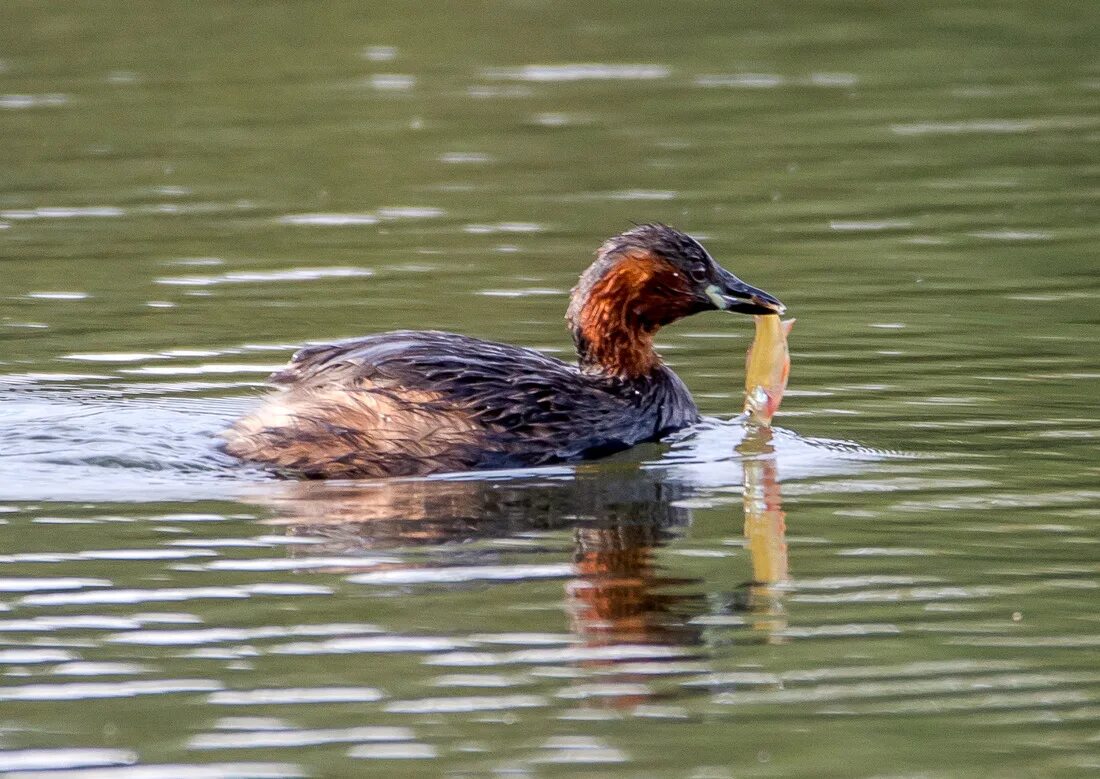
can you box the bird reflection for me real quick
[568,521,702,649]
[256,426,790,674]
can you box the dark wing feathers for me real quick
[231,331,698,476]
[276,331,646,452]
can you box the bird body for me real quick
[223,330,698,477]
[222,225,784,478]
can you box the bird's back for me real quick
[222,331,698,478]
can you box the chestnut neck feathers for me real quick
[567,226,705,380]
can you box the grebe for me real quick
[222,224,784,478]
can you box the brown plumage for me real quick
[222,224,784,478]
[222,384,481,478]
[572,249,701,377]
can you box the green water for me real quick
[2,1,1099,776]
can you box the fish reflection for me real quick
[258,428,790,696]
[737,427,790,641]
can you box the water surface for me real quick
[2,1,1099,776]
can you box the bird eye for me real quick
[688,264,708,283]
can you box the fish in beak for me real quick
[744,316,795,426]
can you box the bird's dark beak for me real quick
[705,266,786,316]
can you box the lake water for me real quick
[2,2,1099,776]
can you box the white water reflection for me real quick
[21,583,331,607]
[348,743,437,760]
[50,662,153,676]
[0,93,70,109]
[0,679,222,701]
[0,750,136,772]
[0,649,77,664]
[277,213,378,226]
[189,726,413,750]
[107,623,381,646]
[2,206,118,219]
[384,694,547,714]
[0,577,110,592]
[269,636,470,655]
[208,688,383,705]
[347,564,574,585]
[4,765,304,779]
[483,64,670,81]
[156,268,373,286]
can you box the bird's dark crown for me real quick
[598,223,713,271]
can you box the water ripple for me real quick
[0,615,144,631]
[107,624,381,646]
[0,679,222,701]
[208,688,383,705]
[347,743,437,760]
[892,116,1099,135]
[268,635,470,655]
[0,749,136,771]
[5,764,305,778]
[21,583,332,607]
[2,206,118,219]
[277,213,378,226]
[50,662,152,676]
[0,649,78,664]
[155,268,373,286]
[695,73,784,88]
[202,556,398,571]
[483,64,669,81]
[189,726,413,750]
[0,93,70,109]
[427,645,692,667]
[347,564,574,585]
[713,671,1100,706]
[384,694,547,713]
[0,577,111,592]
[530,737,629,764]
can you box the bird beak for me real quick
[705,266,786,316]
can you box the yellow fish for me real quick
[743,315,795,426]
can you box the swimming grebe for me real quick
[222,224,784,478]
